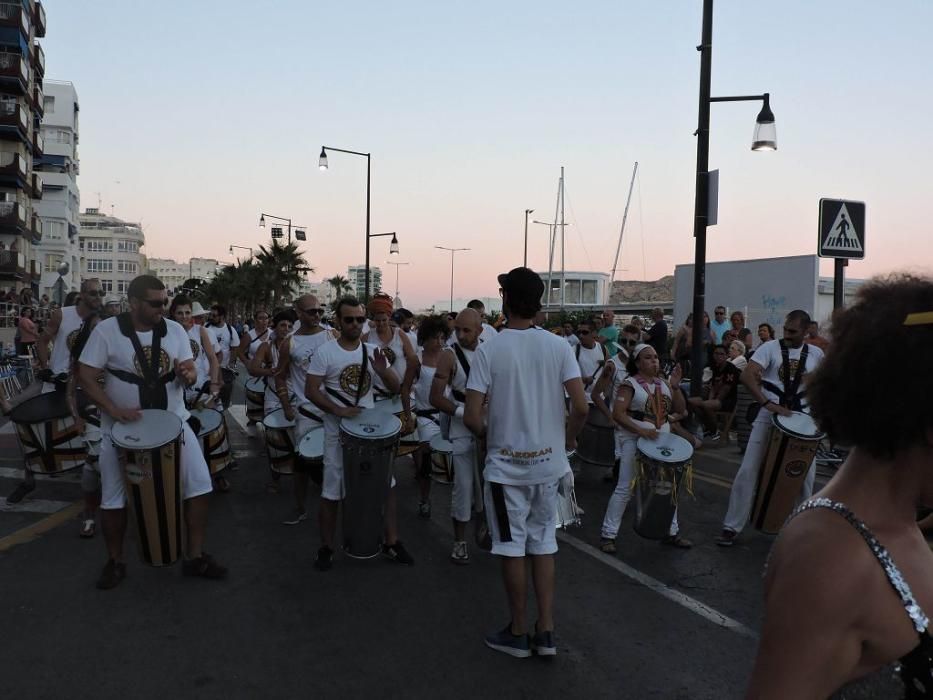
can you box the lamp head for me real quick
[318,147,328,171]
[389,234,399,255]
[259,213,265,228]
[752,93,777,151]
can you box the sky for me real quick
[41,0,933,309]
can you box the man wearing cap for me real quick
[465,267,588,658]
[102,295,122,319]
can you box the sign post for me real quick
[818,198,865,310]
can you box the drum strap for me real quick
[451,343,472,403]
[762,341,809,410]
[298,404,324,423]
[69,311,99,364]
[415,408,439,423]
[325,344,370,408]
[110,313,175,410]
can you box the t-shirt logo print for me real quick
[381,346,397,367]
[133,347,172,377]
[66,328,81,350]
[189,339,200,360]
[778,359,801,384]
[339,363,371,398]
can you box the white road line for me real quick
[557,531,759,640]
[0,498,75,514]
[226,405,249,433]
[0,466,82,482]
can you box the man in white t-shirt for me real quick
[466,299,499,345]
[716,309,825,546]
[306,296,414,571]
[208,304,240,367]
[78,275,227,589]
[574,317,609,404]
[465,267,588,659]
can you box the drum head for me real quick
[10,391,71,424]
[263,408,295,429]
[429,434,453,454]
[636,432,694,463]
[773,411,824,439]
[298,428,325,459]
[111,409,183,450]
[341,408,401,439]
[190,408,223,435]
[374,396,404,415]
[245,377,265,392]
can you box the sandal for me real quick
[662,535,693,549]
[599,538,617,554]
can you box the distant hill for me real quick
[609,275,674,304]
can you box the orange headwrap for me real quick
[367,294,394,317]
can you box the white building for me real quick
[78,208,145,297]
[348,265,382,298]
[297,279,337,306]
[430,295,502,315]
[148,256,220,294]
[536,270,611,308]
[34,79,79,298]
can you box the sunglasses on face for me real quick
[299,307,324,315]
[85,290,106,297]
[342,316,366,325]
[621,339,638,347]
[144,299,167,309]
[715,311,725,316]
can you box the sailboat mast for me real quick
[546,170,561,306]
[559,166,566,310]
[610,162,639,287]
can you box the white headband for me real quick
[632,343,653,360]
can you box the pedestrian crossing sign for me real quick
[819,199,865,259]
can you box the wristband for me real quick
[455,406,464,419]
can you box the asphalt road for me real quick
[0,382,904,699]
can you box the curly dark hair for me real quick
[417,314,449,347]
[808,274,933,458]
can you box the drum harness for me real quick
[746,340,809,424]
[576,342,609,386]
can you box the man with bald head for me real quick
[275,294,335,524]
[431,307,486,564]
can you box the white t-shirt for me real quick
[405,329,418,349]
[50,305,84,375]
[479,322,498,345]
[576,343,608,403]
[79,317,192,429]
[565,333,580,349]
[187,324,211,388]
[307,340,379,410]
[467,328,579,485]
[286,329,334,409]
[209,322,240,366]
[750,339,823,408]
[445,343,475,440]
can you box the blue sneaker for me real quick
[531,629,557,657]
[484,624,531,658]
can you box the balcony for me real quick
[0,3,29,37]
[0,52,28,95]
[31,130,42,156]
[34,1,45,38]
[32,83,42,116]
[0,251,25,279]
[0,103,28,142]
[30,213,40,243]
[0,201,26,234]
[32,42,43,77]
[0,151,26,188]
[31,171,40,198]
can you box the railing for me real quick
[32,42,43,76]
[34,1,45,38]
[31,171,41,197]
[0,201,25,224]
[32,132,42,154]
[33,84,42,112]
[0,2,26,34]
[0,52,28,83]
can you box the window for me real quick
[43,220,65,240]
[117,260,137,274]
[100,279,113,293]
[563,279,582,305]
[42,96,54,113]
[116,280,128,294]
[86,259,112,273]
[43,253,63,273]
[44,128,71,144]
[582,280,598,305]
[117,239,138,253]
[85,239,112,253]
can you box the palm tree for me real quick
[254,239,313,309]
[325,275,354,311]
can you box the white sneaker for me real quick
[450,540,470,565]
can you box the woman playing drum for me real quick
[598,343,693,553]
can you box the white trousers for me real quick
[450,435,478,523]
[722,409,816,534]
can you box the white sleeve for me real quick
[78,323,109,369]
[307,343,328,378]
[560,341,582,383]
[750,340,775,369]
[466,344,491,395]
[230,326,240,347]
[174,325,193,363]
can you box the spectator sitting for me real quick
[757,322,775,347]
[728,340,748,371]
[806,321,830,351]
[737,328,755,359]
[711,305,730,343]
[687,344,741,441]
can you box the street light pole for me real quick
[385,261,409,298]
[523,208,534,267]
[435,246,469,313]
[229,245,253,261]
[688,0,776,397]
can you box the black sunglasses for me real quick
[621,339,638,347]
[299,307,324,315]
[143,299,167,309]
[342,316,366,325]
[85,290,106,297]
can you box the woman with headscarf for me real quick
[362,294,416,400]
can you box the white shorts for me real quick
[322,414,397,501]
[484,481,559,557]
[416,415,441,445]
[100,422,212,510]
[295,405,324,443]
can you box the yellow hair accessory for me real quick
[904,312,933,326]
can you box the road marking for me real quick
[0,466,82,482]
[0,497,76,514]
[557,530,758,640]
[226,405,249,433]
[693,469,734,490]
[0,501,82,552]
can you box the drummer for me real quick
[363,293,416,401]
[598,343,693,553]
[274,295,335,525]
[77,274,227,589]
[400,315,449,520]
[236,309,271,425]
[716,309,824,546]
[306,296,415,571]
[574,317,610,401]
[430,307,484,564]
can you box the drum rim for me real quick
[10,391,73,423]
[298,428,325,458]
[263,408,295,429]
[770,411,825,440]
[428,434,453,453]
[635,432,694,463]
[340,412,402,439]
[111,409,183,450]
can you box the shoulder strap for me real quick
[452,343,471,378]
[575,343,581,361]
[355,344,369,406]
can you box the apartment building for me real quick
[78,207,145,298]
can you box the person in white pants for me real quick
[716,310,824,546]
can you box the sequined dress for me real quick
[792,498,933,699]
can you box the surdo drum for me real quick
[297,427,325,485]
[751,411,824,534]
[374,396,419,457]
[244,377,266,423]
[633,433,694,540]
[262,409,296,475]
[189,407,233,475]
[574,405,616,468]
[429,433,454,484]
[10,392,86,475]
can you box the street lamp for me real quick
[523,208,534,267]
[229,245,253,261]
[385,261,410,298]
[54,261,69,306]
[435,246,469,313]
[258,212,307,244]
[689,0,777,397]
[321,145,396,303]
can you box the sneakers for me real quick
[283,510,308,526]
[531,629,557,657]
[382,540,415,565]
[6,481,35,505]
[182,552,228,579]
[314,546,334,572]
[707,430,721,442]
[418,501,432,519]
[79,518,96,538]
[599,538,617,554]
[450,540,470,565]
[485,624,532,658]
[96,559,127,590]
[715,529,737,547]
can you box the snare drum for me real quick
[633,433,694,540]
[751,411,824,534]
[245,377,266,423]
[190,408,233,475]
[111,410,184,567]
[375,396,419,457]
[10,392,86,474]
[340,408,402,559]
[575,405,616,468]
[428,433,454,484]
[297,427,325,485]
[263,409,296,475]
[555,482,582,529]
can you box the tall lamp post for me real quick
[229,245,253,261]
[689,0,777,397]
[435,246,469,313]
[385,261,410,299]
[319,145,398,302]
[54,261,68,306]
[258,213,307,243]
[523,208,534,267]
